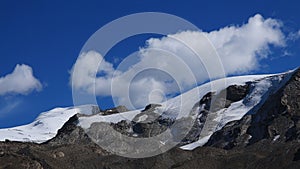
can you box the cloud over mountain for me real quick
[71,14,286,109]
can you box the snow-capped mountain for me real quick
[1,68,300,169]
[0,106,94,143]
[0,69,294,149]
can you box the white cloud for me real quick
[208,14,285,73]
[152,14,285,75]
[71,51,115,95]
[71,14,286,109]
[0,64,42,95]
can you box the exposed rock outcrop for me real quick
[90,105,129,116]
[205,68,300,149]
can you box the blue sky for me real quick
[0,0,300,128]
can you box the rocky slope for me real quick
[205,67,300,149]
[1,68,300,169]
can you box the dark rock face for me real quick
[111,104,176,138]
[111,120,133,136]
[226,84,250,102]
[91,105,129,115]
[294,148,300,161]
[103,105,129,115]
[142,104,162,112]
[45,115,93,146]
[181,84,250,146]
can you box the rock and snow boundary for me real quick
[0,70,295,150]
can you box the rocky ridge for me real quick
[0,68,300,168]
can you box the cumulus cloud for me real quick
[71,14,286,109]
[0,64,42,95]
[208,14,285,72]
[152,14,285,75]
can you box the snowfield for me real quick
[0,70,294,150]
[0,105,95,143]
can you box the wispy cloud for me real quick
[287,30,300,41]
[0,97,22,118]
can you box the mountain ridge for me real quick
[0,68,300,168]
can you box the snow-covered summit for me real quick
[0,105,93,143]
